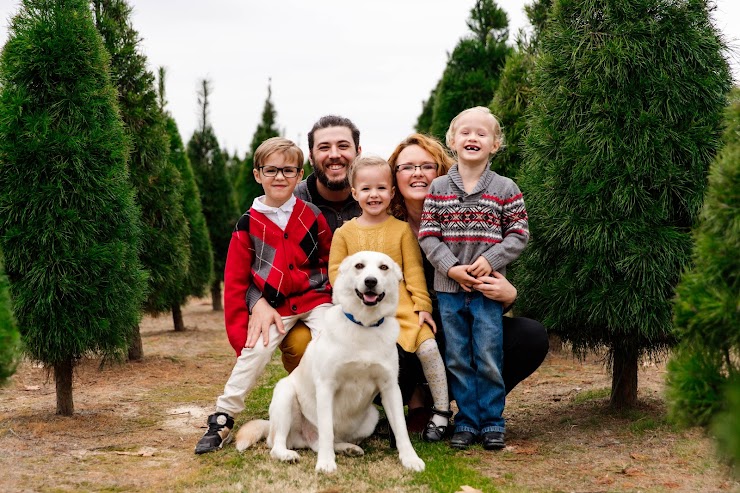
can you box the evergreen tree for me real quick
[0,0,146,414]
[429,0,511,141]
[490,0,552,179]
[516,0,731,408]
[93,0,190,359]
[0,254,19,385]
[234,80,281,213]
[157,68,214,332]
[666,91,739,431]
[188,79,239,311]
[415,82,438,134]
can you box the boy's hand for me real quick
[448,265,481,292]
[467,256,492,278]
[419,311,436,333]
[247,298,285,348]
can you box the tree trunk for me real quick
[128,325,144,361]
[54,358,74,416]
[610,346,638,409]
[211,280,223,311]
[172,303,185,332]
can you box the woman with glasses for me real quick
[387,134,549,435]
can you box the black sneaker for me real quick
[482,431,505,450]
[194,412,234,455]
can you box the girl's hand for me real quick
[448,265,481,292]
[419,311,437,333]
[246,298,285,348]
[467,256,492,278]
[473,271,517,307]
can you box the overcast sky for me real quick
[1,0,739,159]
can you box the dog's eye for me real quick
[379,264,389,271]
[354,263,364,270]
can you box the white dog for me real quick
[235,251,425,473]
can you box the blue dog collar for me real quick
[343,312,384,327]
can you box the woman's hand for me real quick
[447,265,481,292]
[419,311,437,333]
[473,271,517,307]
[246,298,285,348]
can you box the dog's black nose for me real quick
[364,277,377,289]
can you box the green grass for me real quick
[573,387,611,404]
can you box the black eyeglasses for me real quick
[259,166,301,178]
[395,163,438,174]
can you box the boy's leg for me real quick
[469,294,506,449]
[300,303,333,338]
[437,292,479,448]
[195,318,297,454]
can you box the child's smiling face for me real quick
[351,165,395,219]
[450,111,500,167]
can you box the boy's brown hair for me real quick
[254,137,304,169]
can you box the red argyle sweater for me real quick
[224,199,333,355]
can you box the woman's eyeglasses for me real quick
[395,163,438,174]
[259,166,301,178]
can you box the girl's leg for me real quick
[416,338,450,428]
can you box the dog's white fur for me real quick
[235,251,425,473]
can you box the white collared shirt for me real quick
[250,195,296,231]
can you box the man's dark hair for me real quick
[307,115,360,153]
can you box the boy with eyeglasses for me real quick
[195,137,334,454]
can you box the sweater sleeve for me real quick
[481,181,529,272]
[224,227,254,356]
[418,180,460,275]
[400,223,433,313]
[328,224,349,286]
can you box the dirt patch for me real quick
[0,298,736,492]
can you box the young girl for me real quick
[328,155,451,442]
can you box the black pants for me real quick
[397,315,549,404]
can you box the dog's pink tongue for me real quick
[363,293,379,303]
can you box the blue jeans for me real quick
[438,291,505,435]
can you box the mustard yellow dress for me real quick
[329,216,434,352]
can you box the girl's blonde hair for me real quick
[348,155,392,188]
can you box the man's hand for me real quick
[447,265,481,292]
[246,298,284,348]
[467,256,492,278]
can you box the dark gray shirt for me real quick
[293,174,361,233]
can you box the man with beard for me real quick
[248,115,362,370]
[293,115,362,231]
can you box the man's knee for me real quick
[280,323,312,373]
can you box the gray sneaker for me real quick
[194,412,234,454]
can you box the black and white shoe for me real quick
[194,412,234,455]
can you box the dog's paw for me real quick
[315,459,337,474]
[400,454,425,472]
[270,448,300,463]
[335,443,364,457]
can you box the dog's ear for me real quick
[338,255,355,277]
[388,259,402,284]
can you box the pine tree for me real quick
[157,68,214,332]
[666,91,739,432]
[516,0,731,408]
[234,80,281,213]
[0,0,146,414]
[188,79,239,311]
[415,82,438,134]
[93,0,190,359]
[0,254,19,385]
[489,0,552,179]
[429,0,511,141]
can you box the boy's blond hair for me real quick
[254,137,304,169]
[348,155,392,188]
[445,106,505,153]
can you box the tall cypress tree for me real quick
[0,0,146,414]
[93,0,190,358]
[516,0,730,408]
[234,80,281,213]
[666,91,739,432]
[0,254,19,385]
[157,68,214,331]
[188,79,239,311]
[429,0,511,141]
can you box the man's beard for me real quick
[314,164,350,192]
